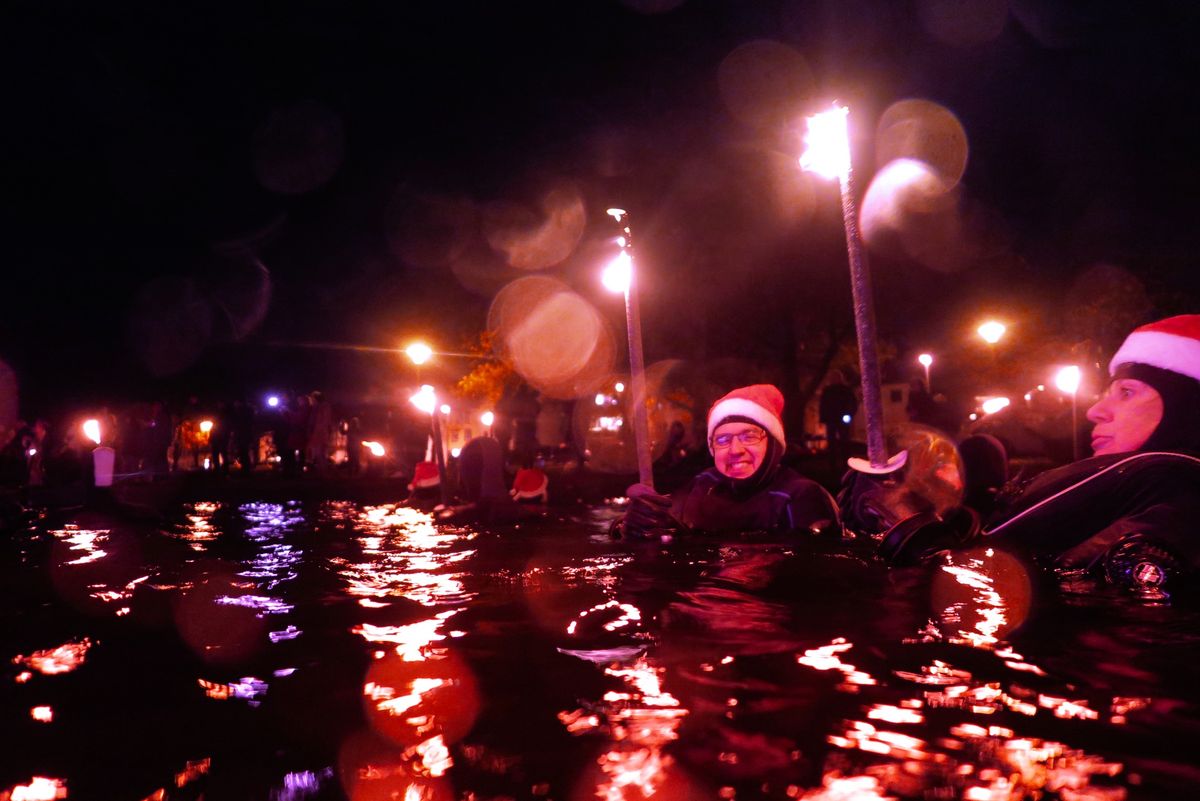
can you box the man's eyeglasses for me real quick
[711,429,767,448]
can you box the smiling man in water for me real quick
[614,384,840,539]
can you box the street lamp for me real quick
[977,321,1006,345]
[602,208,655,489]
[800,103,905,474]
[917,353,933,393]
[409,384,450,504]
[1055,365,1082,461]
[405,342,433,366]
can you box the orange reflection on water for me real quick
[4,777,67,801]
[179,502,222,551]
[353,610,461,661]
[13,639,92,675]
[796,638,877,687]
[562,656,690,801]
[334,506,475,607]
[51,525,109,565]
[930,550,1031,648]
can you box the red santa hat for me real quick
[1109,315,1200,382]
[510,467,549,503]
[706,384,786,453]
[408,461,441,490]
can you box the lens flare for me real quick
[385,191,478,272]
[718,40,814,129]
[253,99,344,195]
[917,0,1009,46]
[482,185,585,271]
[877,99,969,188]
[490,277,615,399]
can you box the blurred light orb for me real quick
[483,185,585,271]
[405,342,433,366]
[594,393,606,407]
[981,397,1010,415]
[602,251,632,294]
[266,395,280,408]
[918,353,933,367]
[978,320,1006,344]
[861,158,971,272]
[614,382,625,393]
[480,411,495,427]
[618,0,687,13]
[410,385,437,415]
[0,359,17,431]
[1055,365,1081,395]
[253,100,344,195]
[439,404,451,416]
[876,99,969,188]
[489,277,616,400]
[917,0,1010,47]
[385,191,478,271]
[82,419,101,445]
[199,420,214,434]
[362,441,386,458]
[718,40,814,129]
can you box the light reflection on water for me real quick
[8,500,1199,800]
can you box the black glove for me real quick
[878,506,980,567]
[619,483,678,539]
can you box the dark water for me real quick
[4,499,1200,801]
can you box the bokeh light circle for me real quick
[717,40,814,129]
[482,184,586,271]
[876,99,969,188]
[361,647,479,749]
[385,191,479,272]
[489,277,615,400]
[917,0,1010,47]
[253,100,345,195]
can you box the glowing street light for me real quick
[1055,365,1083,461]
[981,396,1011,415]
[405,342,433,366]
[977,321,1006,345]
[917,353,933,393]
[601,207,655,489]
[800,103,904,475]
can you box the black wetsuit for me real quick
[982,451,1200,581]
[670,466,840,535]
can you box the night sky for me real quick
[8,0,1200,419]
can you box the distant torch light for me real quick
[918,353,933,368]
[410,385,437,415]
[841,414,852,425]
[969,413,978,421]
[977,321,1006,345]
[595,393,606,407]
[480,411,495,427]
[267,395,280,408]
[31,706,53,723]
[614,382,625,393]
[1037,384,1045,392]
[799,104,851,181]
[362,441,386,458]
[439,404,451,416]
[981,397,1011,415]
[1055,365,1082,395]
[199,420,214,434]
[606,208,627,222]
[27,448,37,458]
[602,251,632,294]
[405,342,433,366]
[1024,393,1033,402]
[83,419,101,445]
[450,447,462,458]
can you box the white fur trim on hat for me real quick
[706,394,786,451]
[1109,316,1200,383]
